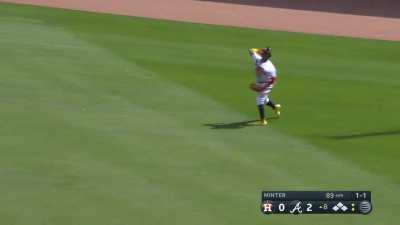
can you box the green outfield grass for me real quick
[0,3,399,225]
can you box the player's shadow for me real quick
[204,117,278,129]
[327,129,400,140]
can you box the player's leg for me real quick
[266,99,276,109]
[266,100,281,117]
[266,99,281,116]
[264,89,281,117]
[256,94,267,125]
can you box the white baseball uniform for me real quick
[250,50,277,105]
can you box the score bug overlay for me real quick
[260,191,372,215]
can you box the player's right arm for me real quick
[249,48,259,55]
[249,48,262,64]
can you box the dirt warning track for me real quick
[1,0,400,41]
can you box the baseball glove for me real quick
[249,83,265,92]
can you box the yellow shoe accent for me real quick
[274,104,282,117]
[260,119,268,126]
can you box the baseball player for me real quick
[248,47,281,126]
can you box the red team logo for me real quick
[261,202,273,214]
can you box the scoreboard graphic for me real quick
[260,191,372,215]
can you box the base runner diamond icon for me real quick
[332,202,348,212]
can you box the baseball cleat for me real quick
[274,104,282,117]
[260,119,268,126]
